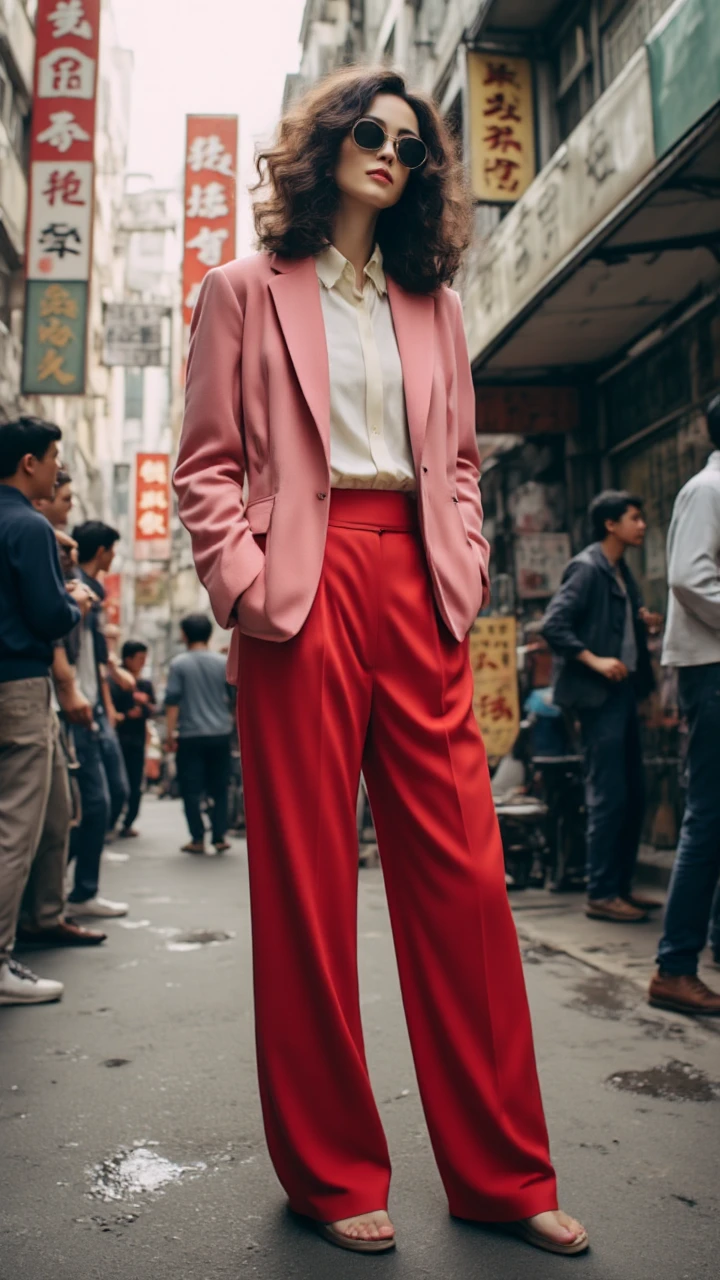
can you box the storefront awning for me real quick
[473,111,720,380]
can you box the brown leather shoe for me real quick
[16,919,107,948]
[623,893,662,911]
[648,971,720,1016]
[586,897,649,923]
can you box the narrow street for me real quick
[1,797,718,1280]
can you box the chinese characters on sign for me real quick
[515,533,571,600]
[103,303,170,367]
[461,50,655,366]
[468,616,520,761]
[103,573,122,628]
[22,281,87,394]
[134,453,171,562]
[22,1,100,395]
[467,53,536,204]
[182,115,238,358]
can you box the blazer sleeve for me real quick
[451,291,491,606]
[173,268,265,629]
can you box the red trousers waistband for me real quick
[328,489,418,531]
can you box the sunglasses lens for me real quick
[397,136,427,169]
[353,119,386,151]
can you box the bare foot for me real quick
[525,1209,587,1245]
[329,1210,395,1242]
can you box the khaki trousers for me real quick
[0,678,69,961]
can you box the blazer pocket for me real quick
[246,494,276,535]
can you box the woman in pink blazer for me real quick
[175,66,587,1258]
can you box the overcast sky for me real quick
[113,0,305,252]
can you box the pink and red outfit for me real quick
[174,245,558,1223]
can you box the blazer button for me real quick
[316,492,327,500]
[452,496,459,503]
[422,466,428,473]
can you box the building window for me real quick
[601,0,676,87]
[124,369,144,421]
[553,7,596,141]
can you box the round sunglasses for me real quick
[351,118,428,170]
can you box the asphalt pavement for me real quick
[1,796,718,1280]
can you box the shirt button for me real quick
[316,492,327,500]
[422,466,428,473]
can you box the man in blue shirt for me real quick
[0,417,85,1005]
[165,614,234,855]
[65,520,129,917]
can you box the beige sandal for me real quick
[316,1222,396,1254]
[505,1220,589,1256]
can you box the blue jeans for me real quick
[67,723,110,903]
[657,664,720,975]
[97,711,129,831]
[579,682,645,901]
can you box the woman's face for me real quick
[334,93,421,212]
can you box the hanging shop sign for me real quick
[134,452,171,562]
[515,533,572,599]
[103,572,122,627]
[134,569,169,609]
[22,0,101,395]
[475,385,580,435]
[103,303,170,367]
[468,616,520,761]
[182,115,238,357]
[467,53,536,204]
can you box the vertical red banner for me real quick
[182,115,238,355]
[134,453,171,562]
[104,573,122,628]
[22,0,101,395]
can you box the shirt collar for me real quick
[0,483,32,508]
[706,451,720,471]
[315,243,387,296]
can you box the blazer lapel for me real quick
[268,255,330,469]
[387,277,435,470]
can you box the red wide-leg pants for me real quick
[237,491,557,1223]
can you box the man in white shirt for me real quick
[649,394,720,1017]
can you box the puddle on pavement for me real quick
[607,1059,720,1102]
[88,1145,206,1201]
[166,928,234,952]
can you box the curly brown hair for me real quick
[252,65,473,294]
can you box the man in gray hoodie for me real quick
[649,394,720,1017]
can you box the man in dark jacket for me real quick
[0,418,89,1006]
[541,491,658,924]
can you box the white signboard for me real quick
[103,303,170,367]
[515,533,572,599]
[26,160,93,280]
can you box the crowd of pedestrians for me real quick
[3,400,720,1020]
[0,415,240,1007]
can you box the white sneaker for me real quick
[0,958,64,1005]
[71,896,129,919]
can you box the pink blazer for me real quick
[174,252,490,667]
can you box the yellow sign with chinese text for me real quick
[469,615,520,761]
[468,53,536,203]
